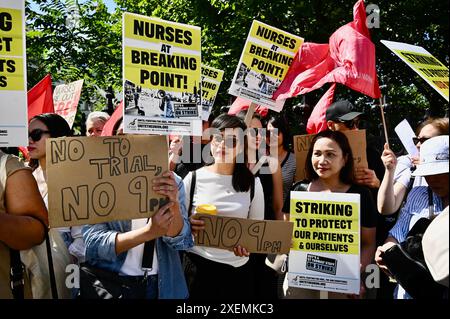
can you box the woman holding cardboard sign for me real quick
[24,113,73,299]
[282,130,377,299]
[183,114,264,300]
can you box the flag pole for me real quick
[379,95,389,148]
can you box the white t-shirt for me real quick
[183,167,264,267]
[119,219,158,276]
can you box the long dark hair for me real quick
[210,114,254,192]
[305,130,354,184]
[267,115,292,152]
[29,113,72,169]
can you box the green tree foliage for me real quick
[26,0,449,140]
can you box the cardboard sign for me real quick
[229,20,303,112]
[53,79,84,128]
[200,64,224,120]
[47,135,168,227]
[381,40,449,101]
[288,191,360,294]
[0,0,27,147]
[194,214,293,254]
[123,13,202,136]
[293,130,368,182]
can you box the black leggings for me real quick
[183,252,255,300]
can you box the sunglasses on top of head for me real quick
[29,129,50,142]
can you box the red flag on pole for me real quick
[101,101,123,136]
[27,74,54,120]
[274,0,381,100]
[228,97,269,118]
[306,84,336,134]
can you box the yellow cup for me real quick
[196,204,217,215]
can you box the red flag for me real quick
[227,97,269,118]
[274,0,380,100]
[306,84,336,134]
[101,101,123,136]
[27,74,54,120]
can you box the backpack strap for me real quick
[45,231,58,299]
[187,170,196,217]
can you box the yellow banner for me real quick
[0,8,23,56]
[250,20,303,54]
[290,199,359,255]
[124,13,201,52]
[394,49,449,100]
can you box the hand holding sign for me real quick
[381,143,398,171]
[354,167,380,189]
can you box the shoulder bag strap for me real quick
[9,249,24,299]
[188,170,196,217]
[45,231,58,299]
[427,186,434,219]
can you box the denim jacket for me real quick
[83,174,193,299]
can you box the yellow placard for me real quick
[250,20,302,54]
[124,46,200,93]
[394,49,449,99]
[201,65,224,103]
[124,13,201,52]
[290,199,360,255]
[0,56,24,90]
[0,8,23,56]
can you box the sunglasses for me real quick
[29,129,50,142]
[212,134,238,148]
[339,118,360,129]
[412,136,429,145]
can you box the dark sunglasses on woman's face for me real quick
[29,129,50,142]
[412,136,429,145]
[212,134,238,148]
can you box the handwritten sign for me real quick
[123,12,202,136]
[288,191,360,294]
[293,130,368,182]
[0,0,27,146]
[53,79,84,128]
[194,214,293,254]
[47,135,168,227]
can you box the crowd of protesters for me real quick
[0,99,448,300]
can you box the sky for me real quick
[29,0,117,13]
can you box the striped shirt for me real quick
[281,152,296,204]
[389,186,443,243]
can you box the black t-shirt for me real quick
[283,182,378,228]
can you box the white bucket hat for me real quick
[412,135,449,176]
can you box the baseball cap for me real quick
[325,100,363,121]
[412,135,449,176]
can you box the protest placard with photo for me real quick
[0,0,27,147]
[123,13,202,136]
[53,79,84,128]
[293,130,368,182]
[229,20,303,112]
[200,64,223,120]
[47,135,168,227]
[287,191,360,294]
[381,40,449,101]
